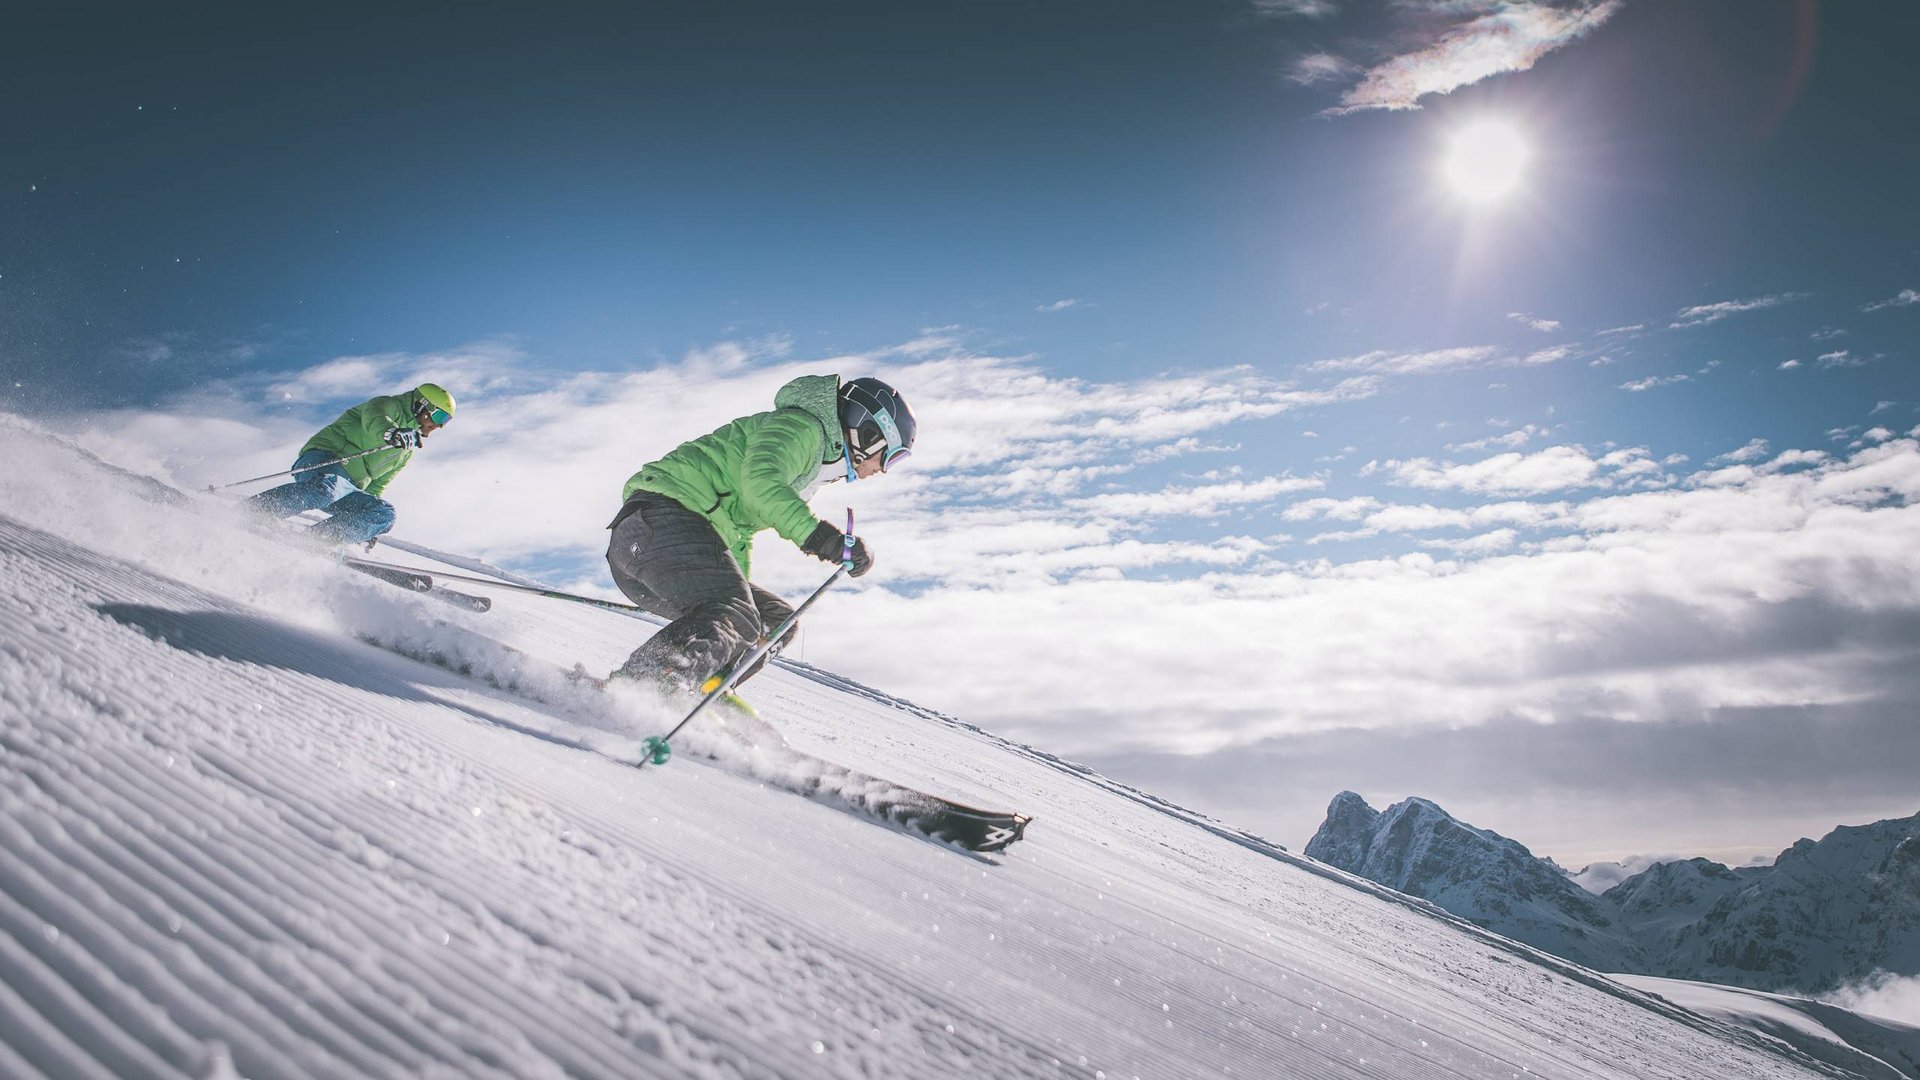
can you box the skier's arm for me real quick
[735,410,828,547]
[348,395,415,495]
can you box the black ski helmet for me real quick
[839,377,917,470]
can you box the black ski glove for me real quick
[802,519,874,577]
[384,426,423,449]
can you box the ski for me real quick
[344,559,493,612]
[345,559,431,591]
[800,772,1031,853]
[689,705,1031,853]
[358,628,1030,853]
[247,519,494,612]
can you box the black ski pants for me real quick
[605,493,796,690]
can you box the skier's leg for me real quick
[308,492,397,546]
[246,450,351,518]
[606,494,761,692]
[727,585,798,688]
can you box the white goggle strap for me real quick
[843,428,862,482]
[871,408,902,450]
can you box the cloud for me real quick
[1669,293,1809,329]
[1860,288,1919,313]
[1036,299,1081,312]
[1075,475,1324,520]
[1779,359,1802,370]
[1364,445,1617,495]
[1288,52,1358,86]
[1766,449,1827,472]
[260,341,531,405]
[1825,971,1920,1027]
[1568,854,1692,894]
[1419,528,1518,555]
[1809,327,1847,342]
[1818,349,1867,369]
[1330,1,1621,114]
[1508,312,1562,333]
[1447,423,1551,453]
[122,338,176,364]
[1711,439,1770,465]
[1302,345,1494,375]
[1597,324,1645,336]
[1282,496,1383,523]
[1597,447,1667,483]
[1358,499,1574,536]
[1300,343,1567,377]
[1619,374,1690,392]
[114,331,270,371]
[1254,0,1338,16]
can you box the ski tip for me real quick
[969,819,1029,854]
[942,811,1031,854]
[1000,814,1034,850]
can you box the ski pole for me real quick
[209,445,398,491]
[640,508,856,766]
[342,557,661,620]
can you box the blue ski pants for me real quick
[247,449,397,546]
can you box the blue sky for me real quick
[5,0,1918,863]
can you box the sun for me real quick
[1441,120,1531,204]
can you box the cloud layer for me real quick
[1329,2,1621,114]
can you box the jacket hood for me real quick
[772,374,846,463]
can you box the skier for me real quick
[605,374,915,697]
[247,383,456,546]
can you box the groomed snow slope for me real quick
[0,415,1858,1079]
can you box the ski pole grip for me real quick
[842,508,855,568]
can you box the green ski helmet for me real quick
[415,383,456,424]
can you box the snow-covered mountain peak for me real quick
[1313,783,1920,1027]
[1305,791,1643,972]
[1607,857,1743,905]
[1664,812,1920,993]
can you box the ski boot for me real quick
[698,673,759,719]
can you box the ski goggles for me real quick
[851,435,911,472]
[853,407,910,472]
[417,404,451,425]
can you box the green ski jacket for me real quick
[621,374,848,577]
[300,392,427,498]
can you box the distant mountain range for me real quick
[1305,792,1920,994]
